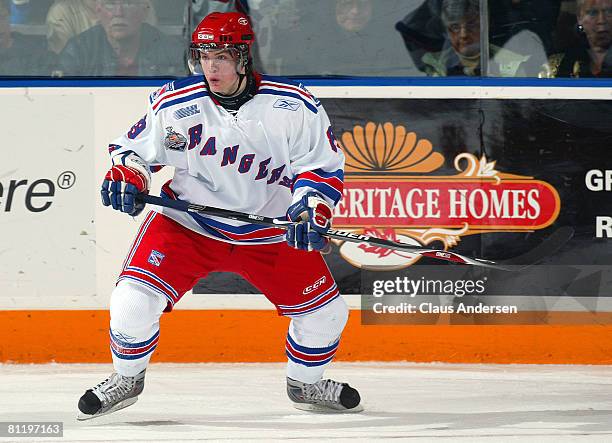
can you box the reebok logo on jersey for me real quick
[147,250,165,267]
[173,104,201,120]
[303,276,326,295]
[273,99,300,112]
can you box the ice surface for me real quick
[0,362,611,442]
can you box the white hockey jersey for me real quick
[107,74,345,244]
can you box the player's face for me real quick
[199,49,244,95]
[446,14,480,58]
[97,0,148,41]
[578,0,612,52]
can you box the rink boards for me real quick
[1,80,612,364]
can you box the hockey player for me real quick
[77,12,362,419]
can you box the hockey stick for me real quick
[136,194,518,270]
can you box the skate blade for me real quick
[77,397,139,421]
[292,402,364,413]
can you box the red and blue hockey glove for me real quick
[286,192,333,252]
[101,154,151,216]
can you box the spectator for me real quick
[57,0,183,77]
[335,0,372,32]
[422,0,538,76]
[397,0,560,75]
[323,0,414,75]
[542,0,612,77]
[0,0,55,75]
[395,0,445,73]
[255,0,413,76]
[46,0,157,54]
[488,0,561,55]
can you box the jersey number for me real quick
[127,115,147,140]
[326,126,340,152]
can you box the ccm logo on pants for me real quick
[303,276,326,295]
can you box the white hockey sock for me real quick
[286,296,349,384]
[109,280,167,377]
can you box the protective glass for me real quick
[99,0,147,12]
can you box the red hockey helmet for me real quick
[189,12,255,73]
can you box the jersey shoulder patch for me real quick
[150,75,208,115]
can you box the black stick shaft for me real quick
[137,194,507,270]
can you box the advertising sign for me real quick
[195,98,612,324]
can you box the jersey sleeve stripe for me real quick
[293,180,343,205]
[295,169,344,192]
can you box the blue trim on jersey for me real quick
[258,89,318,113]
[261,74,302,88]
[196,214,278,234]
[192,218,233,241]
[171,75,205,90]
[189,212,285,243]
[155,91,209,114]
[310,168,344,181]
[293,180,343,204]
[286,334,339,354]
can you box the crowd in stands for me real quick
[0,0,610,78]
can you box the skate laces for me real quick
[303,379,344,404]
[92,373,136,407]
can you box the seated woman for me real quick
[422,0,539,77]
[542,0,612,78]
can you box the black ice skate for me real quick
[77,370,146,420]
[287,377,363,413]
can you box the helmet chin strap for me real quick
[222,73,246,98]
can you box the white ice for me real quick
[1,362,611,442]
